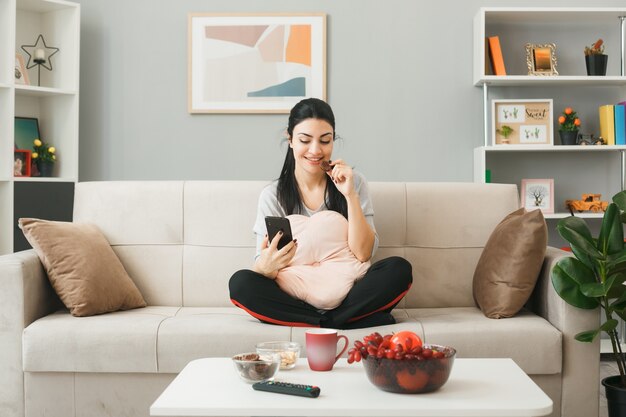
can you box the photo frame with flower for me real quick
[521,178,554,214]
[492,99,554,146]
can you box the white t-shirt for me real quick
[253,170,379,259]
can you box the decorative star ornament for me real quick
[21,34,59,71]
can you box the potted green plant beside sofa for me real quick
[552,190,626,417]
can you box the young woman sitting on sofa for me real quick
[229,98,412,329]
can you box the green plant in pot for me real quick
[557,107,580,146]
[31,138,56,177]
[584,38,608,76]
[551,190,626,416]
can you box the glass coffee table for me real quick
[150,357,552,417]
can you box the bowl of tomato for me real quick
[350,331,456,394]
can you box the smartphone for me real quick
[265,216,293,250]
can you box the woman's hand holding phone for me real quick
[253,231,297,279]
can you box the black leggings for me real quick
[229,256,412,329]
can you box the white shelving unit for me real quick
[474,7,626,354]
[473,7,626,204]
[0,0,80,255]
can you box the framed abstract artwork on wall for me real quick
[188,13,326,113]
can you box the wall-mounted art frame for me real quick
[15,53,29,85]
[521,178,554,214]
[525,43,558,76]
[492,99,554,146]
[14,150,31,177]
[188,13,326,114]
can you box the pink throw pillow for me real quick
[275,211,371,309]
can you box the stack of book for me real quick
[599,102,626,145]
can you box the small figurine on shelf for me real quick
[31,138,56,177]
[565,193,609,214]
[578,134,606,146]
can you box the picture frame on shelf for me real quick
[13,150,31,177]
[492,99,554,146]
[188,13,326,113]
[521,178,554,214]
[14,53,29,85]
[14,117,40,150]
[525,43,558,76]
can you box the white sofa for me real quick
[0,181,599,417]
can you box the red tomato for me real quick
[390,331,422,351]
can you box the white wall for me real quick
[76,0,626,184]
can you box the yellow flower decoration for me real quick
[32,152,38,159]
[34,139,42,147]
[49,147,56,154]
[52,155,56,160]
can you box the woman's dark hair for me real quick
[277,98,348,218]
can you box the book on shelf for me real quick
[599,104,616,145]
[487,36,506,76]
[615,103,626,146]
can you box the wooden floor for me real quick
[601,359,619,417]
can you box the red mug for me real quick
[305,329,349,371]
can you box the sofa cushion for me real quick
[18,218,147,317]
[23,307,292,373]
[156,307,292,373]
[23,307,177,373]
[472,208,547,318]
[275,211,371,310]
[406,307,561,375]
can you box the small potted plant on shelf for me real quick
[584,38,608,76]
[551,190,626,417]
[557,107,581,145]
[31,138,56,177]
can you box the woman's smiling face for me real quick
[290,118,334,176]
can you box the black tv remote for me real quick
[252,380,320,398]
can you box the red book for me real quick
[488,36,507,76]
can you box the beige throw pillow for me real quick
[19,218,146,317]
[472,208,547,319]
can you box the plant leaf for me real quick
[581,275,615,297]
[598,203,624,256]
[601,319,619,333]
[556,217,603,259]
[611,290,626,311]
[607,273,626,299]
[616,309,626,322]
[569,243,597,271]
[552,258,600,309]
[612,190,626,213]
[575,329,599,342]
[607,250,626,270]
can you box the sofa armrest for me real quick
[528,245,600,417]
[0,249,60,417]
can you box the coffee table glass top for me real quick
[150,357,552,417]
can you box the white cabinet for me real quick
[473,7,626,219]
[0,0,80,254]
